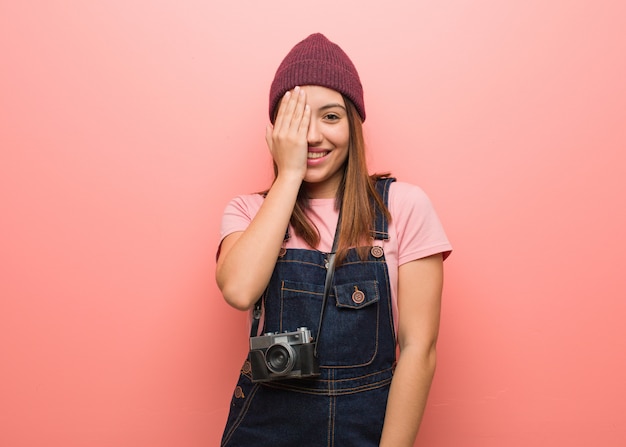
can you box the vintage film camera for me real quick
[248,327,320,382]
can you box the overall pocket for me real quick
[321,280,380,367]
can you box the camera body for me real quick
[248,327,320,382]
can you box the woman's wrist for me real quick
[273,171,305,191]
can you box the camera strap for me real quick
[250,303,262,338]
[313,211,342,358]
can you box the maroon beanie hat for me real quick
[269,33,365,123]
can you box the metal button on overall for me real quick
[234,386,245,399]
[370,246,384,258]
[241,361,251,374]
[351,286,365,304]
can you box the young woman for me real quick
[217,33,451,446]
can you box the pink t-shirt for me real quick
[220,181,452,334]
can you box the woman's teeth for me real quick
[308,151,329,159]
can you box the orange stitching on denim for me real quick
[327,370,333,447]
[334,280,379,309]
[382,262,396,343]
[330,394,336,447]
[277,259,327,269]
[282,287,324,295]
[280,281,325,333]
[221,381,261,446]
[279,280,284,332]
[330,369,336,447]
[263,376,393,396]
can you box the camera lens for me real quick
[265,343,296,375]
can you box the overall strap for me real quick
[370,177,396,241]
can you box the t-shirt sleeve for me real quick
[390,182,452,265]
[219,194,264,242]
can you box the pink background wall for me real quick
[2,1,625,446]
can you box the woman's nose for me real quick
[307,121,323,146]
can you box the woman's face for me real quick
[301,85,350,198]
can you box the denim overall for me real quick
[221,178,397,447]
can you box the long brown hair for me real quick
[269,95,391,263]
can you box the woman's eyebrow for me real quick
[317,103,346,111]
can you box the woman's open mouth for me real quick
[307,151,330,160]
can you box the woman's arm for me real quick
[216,87,310,310]
[379,253,444,446]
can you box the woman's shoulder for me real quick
[220,193,266,240]
[386,179,452,261]
[387,180,433,210]
[222,193,266,222]
[226,192,265,210]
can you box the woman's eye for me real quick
[324,113,340,121]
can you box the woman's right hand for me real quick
[265,86,311,181]
[218,87,310,311]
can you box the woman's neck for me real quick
[303,180,340,199]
